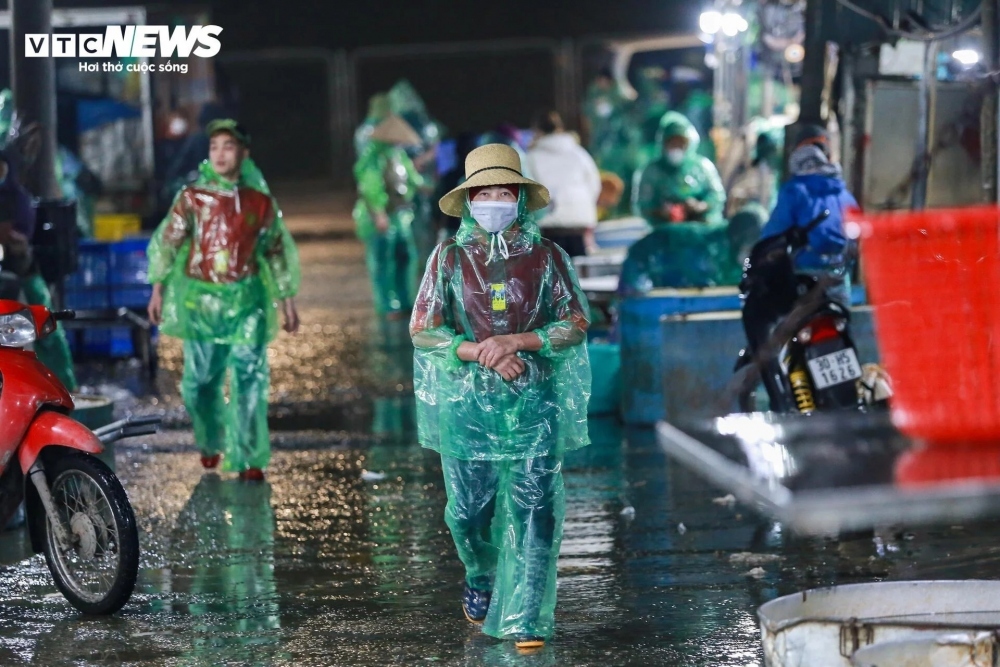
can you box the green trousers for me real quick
[181,340,270,472]
[23,273,78,391]
[441,454,565,640]
[364,222,419,316]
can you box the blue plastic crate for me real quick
[65,288,111,310]
[110,237,150,285]
[68,240,112,288]
[82,326,134,357]
[110,285,152,309]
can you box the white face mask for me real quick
[470,200,519,262]
[470,201,518,234]
[666,148,686,166]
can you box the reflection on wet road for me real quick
[4,232,1000,666]
[6,420,1000,666]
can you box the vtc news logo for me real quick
[25,26,223,58]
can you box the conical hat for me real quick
[370,114,422,147]
[439,143,550,217]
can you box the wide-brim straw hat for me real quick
[370,114,422,147]
[439,143,550,217]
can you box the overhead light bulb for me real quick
[952,49,980,66]
[700,10,723,35]
[722,12,744,37]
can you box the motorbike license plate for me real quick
[807,348,862,390]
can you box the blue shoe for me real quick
[462,585,491,624]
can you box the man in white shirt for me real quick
[526,110,602,257]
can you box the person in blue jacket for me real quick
[758,125,858,307]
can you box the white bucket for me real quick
[758,581,1000,667]
[851,631,996,667]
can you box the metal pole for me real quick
[840,50,856,187]
[910,43,934,210]
[10,0,59,198]
[982,0,999,203]
[799,0,826,125]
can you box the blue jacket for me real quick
[760,174,858,272]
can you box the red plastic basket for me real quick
[859,206,1000,444]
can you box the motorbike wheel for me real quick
[41,451,139,615]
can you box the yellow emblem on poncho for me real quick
[491,283,506,311]
[213,249,230,275]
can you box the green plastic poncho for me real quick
[410,189,591,640]
[618,221,741,298]
[354,93,391,158]
[148,159,300,344]
[353,139,423,316]
[147,158,300,472]
[389,80,444,267]
[632,111,726,225]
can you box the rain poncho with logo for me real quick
[353,139,423,316]
[147,158,300,472]
[410,190,591,640]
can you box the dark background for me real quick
[41,0,702,50]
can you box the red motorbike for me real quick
[0,300,157,614]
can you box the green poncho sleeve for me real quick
[697,155,727,225]
[533,244,590,358]
[240,158,301,300]
[410,245,466,374]
[147,189,193,284]
[260,202,301,300]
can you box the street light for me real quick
[700,10,723,35]
[952,49,981,66]
[721,12,749,37]
[701,8,748,36]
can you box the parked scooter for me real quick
[0,299,158,614]
[734,210,872,413]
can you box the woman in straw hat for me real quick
[353,113,424,319]
[410,144,592,650]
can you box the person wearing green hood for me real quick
[633,111,725,225]
[621,112,733,297]
[353,114,424,319]
[410,144,591,651]
[147,119,301,481]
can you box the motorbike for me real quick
[734,210,865,414]
[0,299,158,614]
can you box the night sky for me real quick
[40,0,701,50]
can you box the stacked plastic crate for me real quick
[64,237,153,357]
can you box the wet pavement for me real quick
[3,195,1000,666]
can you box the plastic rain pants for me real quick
[442,454,564,640]
[181,339,270,472]
[361,208,420,315]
